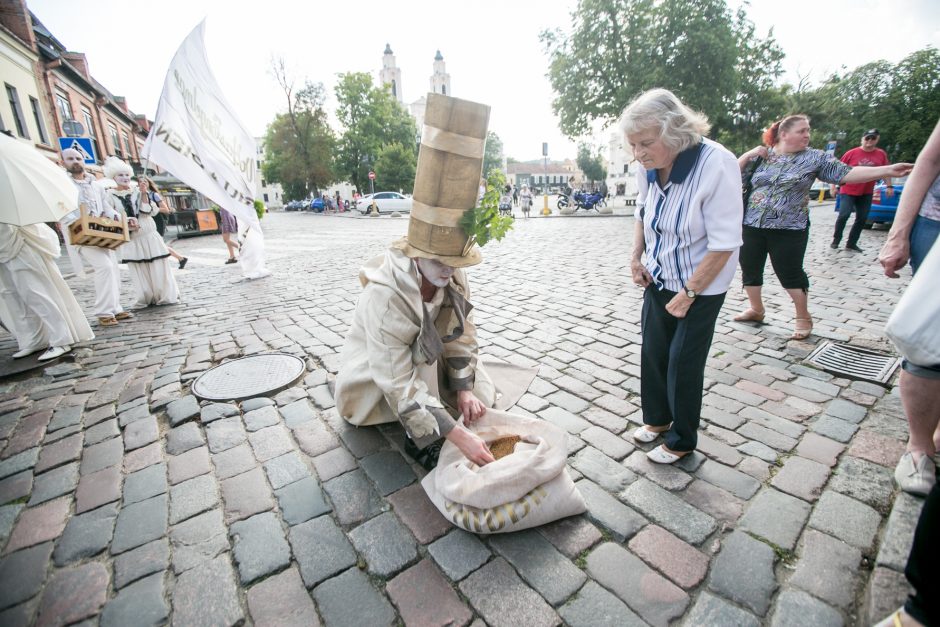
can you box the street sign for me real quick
[58,137,96,164]
[368,171,376,180]
[62,119,84,137]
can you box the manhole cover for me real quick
[804,341,900,385]
[192,353,306,401]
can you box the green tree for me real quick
[263,60,336,200]
[577,143,607,184]
[541,0,782,148]
[374,142,416,193]
[335,72,418,194]
[482,131,504,176]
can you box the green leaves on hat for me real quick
[459,169,514,249]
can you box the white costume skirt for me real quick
[121,214,180,308]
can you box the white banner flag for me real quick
[144,20,269,279]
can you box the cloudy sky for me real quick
[28,0,939,160]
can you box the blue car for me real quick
[866,176,906,226]
[833,176,906,227]
[309,198,325,212]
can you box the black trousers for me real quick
[832,193,872,247]
[905,481,940,625]
[640,286,725,452]
[739,225,810,290]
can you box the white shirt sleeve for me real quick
[702,150,744,252]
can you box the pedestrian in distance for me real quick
[137,176,188,269]
[831,128,895,252]
[220,207,239,264]
[59,148,133,327]
[735,115,912,339]
[520,184,533,218]
[879,117,940,497]
[624,88,744,464]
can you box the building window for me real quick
[442,85,446,95]
[5,84,29,139]
[121,131,132,158]
[29,97,49,144]
[256,160,261,169]
[81,105,101,161]
[261,179,266,187]
[263,193,269,202]
[108,123,121,158]
[391,80,397,98]
[56,91,73,128]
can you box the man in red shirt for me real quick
[832,128,893,252]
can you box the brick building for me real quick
[0,0,152,172]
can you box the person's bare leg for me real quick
[901,370,940,461]
[786,287,812,338]
[734,285,766,321]
[166,246,183,262]
[222,233,237,260]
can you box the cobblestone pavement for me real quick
[0,204,922,626]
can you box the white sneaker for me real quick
[12,346,44,359]
[894,451,937,496]
[38,345,71,361]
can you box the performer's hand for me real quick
[446,426,495,466]
[457,390,486,423]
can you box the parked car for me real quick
[355,191,413,215]
[310,197,325,212]
[284,200,304,211]
[867,176,907,226]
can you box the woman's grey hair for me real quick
[618,88,711,154]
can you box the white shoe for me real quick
[38,345,71,361]
[633,424,670,443]
[12,346,44,359]
[894,451,936,496]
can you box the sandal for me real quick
[791,318,813,340]
[872,608,906,627]
[647,445,690,465]
[97,316,118,327]
[633,424,670,443]
[733,308,765,323]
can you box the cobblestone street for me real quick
[0,204,922,626]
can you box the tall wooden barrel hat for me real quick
[394,93,491,268]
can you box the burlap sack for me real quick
[421,409,586,534]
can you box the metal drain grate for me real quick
[804,341,900,385]
[192,353,307,401]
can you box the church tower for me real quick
[429,50,451,96]
[380,43,403,103]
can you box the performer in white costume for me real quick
[102,157,180,308]
[0,223,94,361]
[60,148,132,327]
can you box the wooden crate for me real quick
[68,204,129,249]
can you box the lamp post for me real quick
[541,142,551,216]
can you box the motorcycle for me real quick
[557,190,606,211]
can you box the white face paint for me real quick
[114,172,132,187]
[416,257,455,288]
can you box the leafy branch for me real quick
[459,169,514,248]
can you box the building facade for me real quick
[377,45,452,136]
[0,0,152,174]
[254,137,284,209]
[506,159,582,193]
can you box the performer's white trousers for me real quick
[0,261,70,349]
[77,246,123,318]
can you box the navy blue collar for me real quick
[646,142,704,186]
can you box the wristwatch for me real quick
[684,287,697,299]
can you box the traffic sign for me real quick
[58,137,96,164]
[62,119,84,137]
[368,171,376,180]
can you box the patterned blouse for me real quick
[743,148,851,230]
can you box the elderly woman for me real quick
[625,89,743,464]
[735,115,912,339]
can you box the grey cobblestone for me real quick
[263,451,310,489]
[289,515,357,588]
[622,479,717,545]
[169,508,230,574]
[275,476,330,525]
[349,511,417,577]
[770,589,844,627]
[576,479,647,542]
[165,422,204,456]
[169,473,218,524]
[559,581,646,627]
[809,490,882,551]
[111,493,168,554]
[122,462,167,505]
[173,554,244,626]
[738,488,811,551]
[490,529,586,605]
[428,529,491,581]
[460,558,560,627]
[695,460,761,500]
[53,502,118,565]
[572,447,637,492]
[707,531,777,616]
[828,456,895,511]
[112,538,169,589]
[790,529,862,609]
[230,511,291,584]
[314,567,396,627]
[99,572,168,627]
[323,469,384,526]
